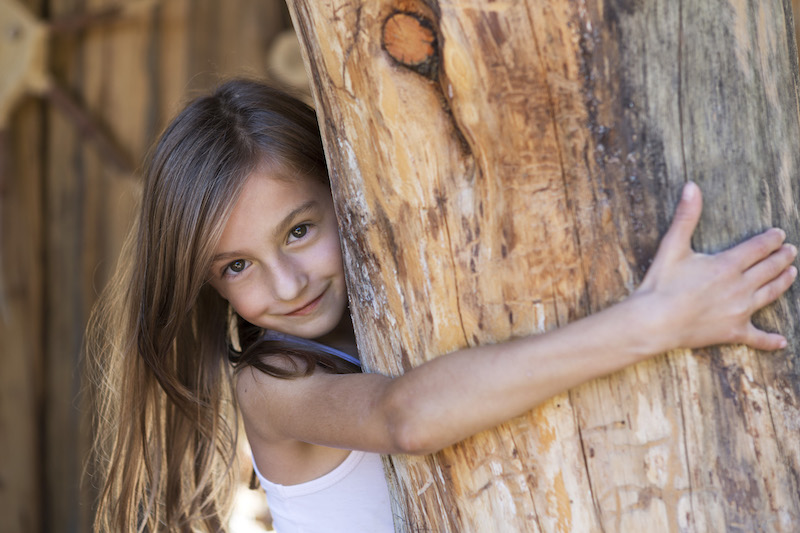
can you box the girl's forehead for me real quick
[221,170,332,236]
[247,160,326,192]
[241,169,326,203]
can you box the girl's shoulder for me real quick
[233,331,359,443]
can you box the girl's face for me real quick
[207,169,348,340]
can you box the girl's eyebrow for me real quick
[272,200,318,240]
[210,250,245,265]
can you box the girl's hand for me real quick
[634,181,798,353]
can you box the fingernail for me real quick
[779,338,788,349]
[790,266,798,278]
[682,181,696,200]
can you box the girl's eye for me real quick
[224,259,249,277]
[288,224,309,241]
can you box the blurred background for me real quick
[2,1,800,533]
[0,0,311,531]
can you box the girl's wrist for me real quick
[620,289,679,360]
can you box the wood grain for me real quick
[287,0,800,531]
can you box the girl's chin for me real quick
[261,314,342,339]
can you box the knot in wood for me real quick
[382,11,437,78]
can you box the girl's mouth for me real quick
[285,290,325,316]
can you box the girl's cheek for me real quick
[230,298,258,323]
[322,229,344,265]
[224,284,253,313]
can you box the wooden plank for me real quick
[0,3,45,533]
[45,1,95,529]
[0,73,45,533]
[185,0,285,92]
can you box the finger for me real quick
[752,265,798,310]
[654,182,703,264]
[742,323,788,351]
[744,243,798,287]
[725,228,787,271]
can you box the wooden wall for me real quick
[0,1,301,531]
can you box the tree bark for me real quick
[287,1,800,531]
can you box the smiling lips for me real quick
[285,291,325,316]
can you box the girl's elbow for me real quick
[383,391,440,455]
[388,418,437,455]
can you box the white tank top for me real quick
[252,331,395,532]
[253,450,394,532]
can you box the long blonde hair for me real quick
[87,79,332,532]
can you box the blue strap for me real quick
[260,330,361,367]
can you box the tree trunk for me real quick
[287,1,800,531]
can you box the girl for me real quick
[88,78,798,532]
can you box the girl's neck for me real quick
[313,310,358,356]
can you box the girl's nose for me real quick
[270,254,309,302]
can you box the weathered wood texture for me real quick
[1,1,293,531]
[795,0,800,62]
[288,1,800,531]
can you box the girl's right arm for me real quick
[238,182,797,463]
